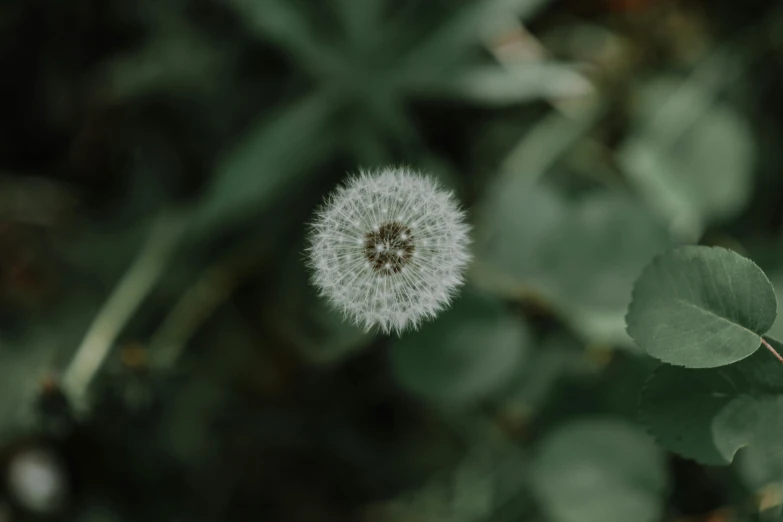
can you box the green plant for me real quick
[626,245,783,465]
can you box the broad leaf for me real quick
[626,245,777,368]
[390,289,529,403]
[532,419,668,522]
[639,342,783,465]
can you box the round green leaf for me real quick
[626,246,777,368]
[639,341,783,465]
[532,419,668,522]
[390,289,529,403]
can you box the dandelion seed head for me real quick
[307,167,472,334]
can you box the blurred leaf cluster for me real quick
[3,0,783,521]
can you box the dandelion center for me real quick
[363,221,415,275]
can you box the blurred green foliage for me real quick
[3,0,783,521]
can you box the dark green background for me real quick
[2,0,783,520]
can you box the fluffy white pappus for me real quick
[307,167,472,335]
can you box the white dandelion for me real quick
[307,167,472,335]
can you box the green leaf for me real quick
[191,89,339,237]
[626,245,777,368]
[639,342,783,465]
[532,419,668,522]
[389,288,529,403]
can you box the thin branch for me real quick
[61,211,186,411]
[760,337,783,365]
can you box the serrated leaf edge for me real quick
[626,245,775,369]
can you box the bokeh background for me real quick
[2,0,783,520]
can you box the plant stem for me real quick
[760,337,783,364]
[61,211,185,412]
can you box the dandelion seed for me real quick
[307,167,472,334]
